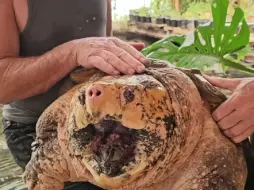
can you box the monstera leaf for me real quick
[142,0,254,74]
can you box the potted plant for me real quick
[181,2,212,28]
[129,9,139,22]
[156,16,165,24]
[129,10,136,22]
[165,16,171,26]
[135,6,151,23]
[168,10,181,27]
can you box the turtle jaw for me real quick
[69,104,172,188]
[90,119,137,177]
[69,117,154,188]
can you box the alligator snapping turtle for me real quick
[23,60,247,190]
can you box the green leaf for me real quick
[141,0,254,74]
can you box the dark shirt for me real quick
[3,0,107,124]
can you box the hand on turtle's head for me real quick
[204,75,254,143]
[72,37,148,76]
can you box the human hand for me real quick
[72,37,148,75]
[204,75,254,143]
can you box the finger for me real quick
[213,93,253,122]
[87,56,119,75]
[94,50,135,75]
[212,97,237,121]
[203,75,241,90]
[112,39,148,65]
[110,46,146,73]
[223,120,251,138]
[128,42,145,51]
[231,126,254,144]
[217,109,242,130]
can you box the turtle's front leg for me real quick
[23,139,69,190]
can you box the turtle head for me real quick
[66,74,175,189]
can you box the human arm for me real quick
[204,75,254,143]
[0,0,78,104]
[0,0,147,104]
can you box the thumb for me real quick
[203,75,241,90]
[128,42,145,51]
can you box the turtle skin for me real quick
[23,60,247,190]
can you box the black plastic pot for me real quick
[165,17,171,26]
[145,16,152,23]
[156,17,165,24]
[170,19,177,27]
[140,16,146,23]
[180,20,188,29]
[194,20,199,28]
[176,19,181,27]
[137,15,142,22]
[133,15,139,22]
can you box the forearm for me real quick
[0,42,77,104]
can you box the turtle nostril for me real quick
[87,86,102,99]
[96,91,101,96]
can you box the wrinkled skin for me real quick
[23,60,247,190]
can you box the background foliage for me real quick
[130,0,254,19]
[142,0,254,74]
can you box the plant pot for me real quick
[170,19,177,27]
[140,16,146,23]
[194,20,199,28]
[145,16,152,23]
[137,15,142,22]
[165,17,171,26]
[180,20,188,29]
[156,17,165,24]
[133,15,139,22]
[198,19,210,26]
[186,20,195,29]
[176,19,182,27]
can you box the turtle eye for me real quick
[123,88,135,104]
[78,92,86,105]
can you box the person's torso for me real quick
[3,0,107,124]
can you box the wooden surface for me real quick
[117,21,254,47]
[126,21,193,39]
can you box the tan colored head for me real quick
[66,74,175,189]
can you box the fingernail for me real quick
[140,57,148,64]
[137,65,145,73]
[128,69,135,75]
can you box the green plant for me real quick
[229,0,254,18]
[149,0,174,17]
[142,0,254,74]
[130,6,152,17]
